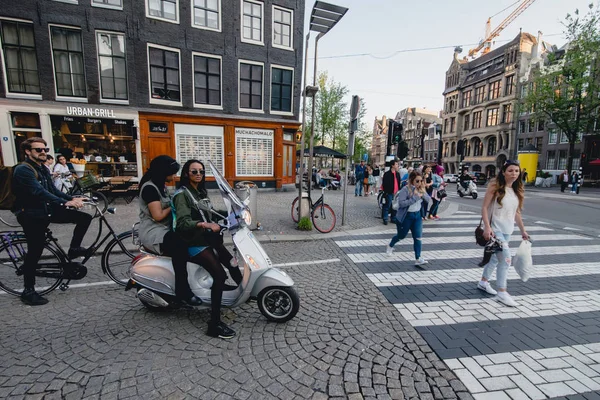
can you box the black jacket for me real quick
[12,158,72,217]
[382,170,402,194]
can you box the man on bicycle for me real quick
[13,138,92,306]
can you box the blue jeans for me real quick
[420,199,429,218]
[389,211,423,259]
[355,176,363,195]
[428,198,440,217]
[382,193,396,222]
[571,183,577,193]
[482,231,511,290]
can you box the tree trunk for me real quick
[567,138,576,174]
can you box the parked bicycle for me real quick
[0,198,138,296]
[290,187,336,233]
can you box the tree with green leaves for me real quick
[521,4,600,172]
[314,72,349,150]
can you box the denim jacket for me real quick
[393,186,431,223]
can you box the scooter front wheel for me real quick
[257,286,300,322]
[472,192,478,199]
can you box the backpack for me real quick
[0,163,38,210]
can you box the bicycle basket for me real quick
[76,173,101,190]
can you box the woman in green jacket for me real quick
[172,159,242,339]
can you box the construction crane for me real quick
[468,0,537,58]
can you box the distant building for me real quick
[370,116,388,166]
[394,107,441,167]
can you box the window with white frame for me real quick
[271,66,292,113]
[0,19,40,95]
[558,150,568,169]
[546,150,556,169]
[235,128,273,176]
[50,26,86,98]
[175,124,224,176]
[239,61,263,110]
[147,0,179,23]
[273,6,292,49]
[92,0,123,9]
[148,45,181,104]
[193,53,221,107]
[241,0,263,44]
[192,0,220,30]
[97,32,127,101]
[560,131,569,143]
[548,129,557,144]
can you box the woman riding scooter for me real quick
[172,160,242,339]
[138,156,202,307]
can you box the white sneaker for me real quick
[477,281,497,295]
[415,258,428,267]
[496,291,517,307]
[385,245,394,255]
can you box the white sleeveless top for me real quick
[491,187,518,235]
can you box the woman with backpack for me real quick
[385,171,430,267]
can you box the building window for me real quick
[473,138,482,156]
[560,131,569,143]
[486,108,499,126]
[236,127,273,176]
[11,112,42,162]
[147,0,179,23]
[271,66,293,113]
[577,132,583,143]
[239,61,263,111]
[193,53,221,107]
[517,139,524,151]
[546,150,556,169]
[273,6,292,49]
[505,75,514,96]
[489,81,501,100]
[0,20,40,95]
[175,124,224,176]
[462,90,472,108]
[472,111,482,129]
[548,129,557,144]
[92,0,123,9]
[450,142,455,157]
[475,86,485,104]
[148,45,181,104]
[241,0,263,45]
[443,119,448,134]
[558,150,568,169]
[192,0,220,31]
[450,117,455,133]
[528,120,535,133]
[96,32,127,101]
[535,137,543,150]
[537,119,545,131]
[502,104,512,124]
[463,114,470,131]
[50,26,86,98]
[519,120,526,134]
[487,137,496,156]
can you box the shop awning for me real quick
[297,145,347,159]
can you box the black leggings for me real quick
[206,233,234,268]
[160,231,193,299]
[190,248,226,323]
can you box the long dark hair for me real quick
[493,160,524,211]
[139,155,180,194]
[179,159,207,196]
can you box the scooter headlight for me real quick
[240,209,252,226]
[244,254,261,270]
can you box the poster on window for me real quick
[175,124,224,176]
[235,128,273,176]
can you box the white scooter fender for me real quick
[250,268,294,297]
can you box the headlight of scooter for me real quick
[240,209,252,226]
[244,254,261,270]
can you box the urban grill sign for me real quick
[66,106,116,118]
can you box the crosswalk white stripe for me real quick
[335,234,590,248]
[359,225,553,236]
[348,245,600,264]
[396,289,600,327]
[445,343,600,397]
[366,262,600,287]
[454,211,476,214]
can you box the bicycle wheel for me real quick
[101,230,139,286]
[312,204,336,233]
[0,213,20,228]
[291,197,300,223]
[0,237,64,296]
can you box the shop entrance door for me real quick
[146,137,172,171]
[282,144,295,184]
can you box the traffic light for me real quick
[396,140,409,160]
[392,122,403,144]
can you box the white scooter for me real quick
[125,161,300,322]
[457,180,478,199]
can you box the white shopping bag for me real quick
[513,240,533,282]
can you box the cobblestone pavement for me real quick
[333,207,600,399]
[0,239,471,400]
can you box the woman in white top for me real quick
[53,155,73,191]
[477,160,529,306]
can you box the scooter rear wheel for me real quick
[257,286,300,322]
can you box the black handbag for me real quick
[475,200,495,246]
[437,189,447,199]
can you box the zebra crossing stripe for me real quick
[395,289,600,327]
[356,225,553,236]
[454,211,476,214]
[366,262,600,287]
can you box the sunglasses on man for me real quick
[190,169,205,175]
[31,147,50,153]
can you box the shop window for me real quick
[271,66,293,113]
[239,61,263,111]
[193,53,221,107]
[175,124,224,176]
[235,128,273,176]
[0,19,40,95]
[97,32,128,101]
[192,0,220,31]
[147,0,179,23]
[92,0,123,9]
[273,5,292,49]
[50,26,86,98]
[241,0,263,45]
[148,44,181,105]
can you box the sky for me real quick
[302,0,594,129]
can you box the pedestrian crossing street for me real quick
[334,211,600,399]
